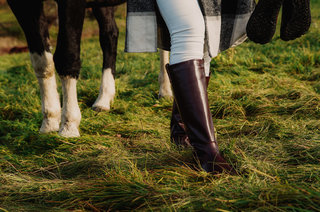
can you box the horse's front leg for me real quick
[54,0,86,137]
[91,6,118,111]
[8,0,61,133]
[158,49,172,98]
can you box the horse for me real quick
[7,0,172,137]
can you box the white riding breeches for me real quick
[156,0,211,76]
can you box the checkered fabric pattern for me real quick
[125,0,256,58]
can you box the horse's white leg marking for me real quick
[204,44,212,77]
[59,77,81,137]
[30,51,61,133]
[158,49,173,98]
[92,68,115,111]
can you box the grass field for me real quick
[1,1,320,211]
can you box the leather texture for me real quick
[170,100,190,147]
[166,59,234,174]
[170,77,210,147]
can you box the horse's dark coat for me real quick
[7,0,120,78]
[7,0,51,54]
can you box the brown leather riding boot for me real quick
[170,100,190,146]
[170,77,210,147]
[166,59,234,174]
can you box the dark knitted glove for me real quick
[280,0,311,41]
[246,0,284,44]
[246,0,311,44]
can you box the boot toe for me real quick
[195,144,236,174]
[200,155,236,174]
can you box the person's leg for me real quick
[157,0,204,147]
[157,0,234,173]
[170,48,211,147]
[156,0,205,65]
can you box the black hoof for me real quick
[246,0,284,44]
[280,0,311,41]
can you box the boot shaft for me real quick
[166,59,216,146]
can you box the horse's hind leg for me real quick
[54,0,86,137]
[92,6,118,111]
[158,49,172,98]
[7,0,61,133]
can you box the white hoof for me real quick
[92,68,115,112]
[158,49,172,99]
[92,96,112,111]
[60,77,81,138]
[39,117,60,133]
[32,52,61,134]
[59,122,80,137]
[92,103,111,112]
[158,88,173,99]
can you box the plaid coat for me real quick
[125,0,256,58]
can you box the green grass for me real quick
[1,2,320,211]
